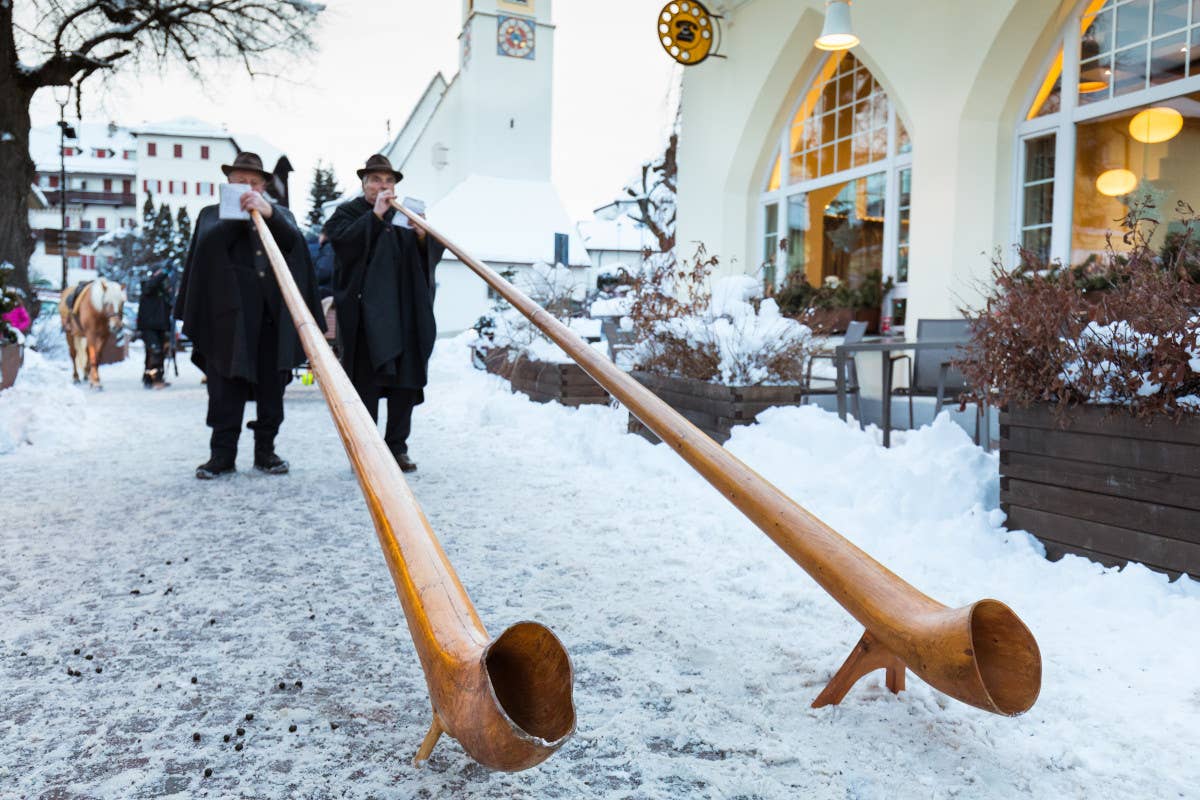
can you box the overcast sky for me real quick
[28,0,679,221]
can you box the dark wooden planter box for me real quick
[786,306,881,334]
[0,343,23,391]
[1000,404,1200,578]
[627,371,806,444]
[483,347,609,408]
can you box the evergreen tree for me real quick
[142,194,156,230]
[151,204,175,268]
[172,207,193,271]
[305,161,341,230]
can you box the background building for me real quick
[28,117,290,287]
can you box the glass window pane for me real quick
[786,194,808,276]
[1113,44,1149,95]
[854,71,873,101]
[1190,26,1200,75]
[1079,55,1114,103]
[1022,227,1053,263]
[820,112,836,146]
[1084,8,1115,55]
[1153,0,1188,35]
[819,144,835,176]
[790,154,807,184]
[1025,133,1056,182]
[1070,91,1200,268]
[836,104,852,141]
[896,115,912,154]
[1150,32,1188,85]
[1023,183,1055,227]
[765,203,779,234]
[852,133,872,167]
[1115,0,1150,50]
[835,136,851,173]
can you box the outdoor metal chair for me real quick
[803,319,866,424]
[889,318,983,441]
[599,316,636,364]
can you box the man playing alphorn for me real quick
[326,154,444,472]
[175,152,323,480]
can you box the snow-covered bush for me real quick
[961,198,1200,418]
[473,262,592,364]
[628,245,823,385]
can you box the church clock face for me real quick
[497,16,535,60]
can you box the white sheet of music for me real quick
[219,183,251,220]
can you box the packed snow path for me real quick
[1,342,1198,799]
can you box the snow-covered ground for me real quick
[1,340,1198,799]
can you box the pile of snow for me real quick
[589,295,632,318]
[0,348,87,455]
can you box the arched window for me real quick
[1017,0,1200,268]
[760,52,913,328]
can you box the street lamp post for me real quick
[52,86,76,291]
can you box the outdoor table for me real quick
[834,338,966,448]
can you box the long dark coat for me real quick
[174,203,324,381]
[326,197,444,398]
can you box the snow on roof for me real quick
[383,73,451,171]
[427,175,592,268]
[133,117,230,139]
[577,214,651,254]
[29,123,138,175]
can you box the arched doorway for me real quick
[759,52,913,329]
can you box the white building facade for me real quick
[29,117,290,287]
[675,0,1191,334]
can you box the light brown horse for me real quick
[58,278,126,388]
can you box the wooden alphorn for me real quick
[251,210,575,770]
[394,200,1041,717]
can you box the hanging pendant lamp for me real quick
[816,0,859,51]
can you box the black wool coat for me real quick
[174,203,324,381]
[326,197,444,398]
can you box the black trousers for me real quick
[141,329,167,385]
[205,315,285,459]
[351,329,417,456]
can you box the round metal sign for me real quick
[658,1,717,66]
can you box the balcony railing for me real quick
[41,190,137,207]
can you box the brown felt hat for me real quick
[221,151,273,182]
[356,153,404,182]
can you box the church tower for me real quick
[457,0,555,182]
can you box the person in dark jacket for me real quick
[175,152,324,480]
[136,266,173,389]
[325,154,443,472]
[308,230,336,300]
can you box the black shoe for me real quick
[254,452,289,475]
[395,452,417,473]
[196,456,236,480]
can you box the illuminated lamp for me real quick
[1095,168,1137,197]
[815,1,859,51]
[1128,106,1183,144]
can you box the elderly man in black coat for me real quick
[175,152,324,480]
[326,154,444,472]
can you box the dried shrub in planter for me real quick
[961,198,1200,419]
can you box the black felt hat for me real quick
[356,153,404,182]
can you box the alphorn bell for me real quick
[249,211,575,770]
[393,200,1042,717]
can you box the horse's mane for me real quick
[90,278,126,312]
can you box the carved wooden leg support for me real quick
[412,713,445,768]
[811,630,907,708]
